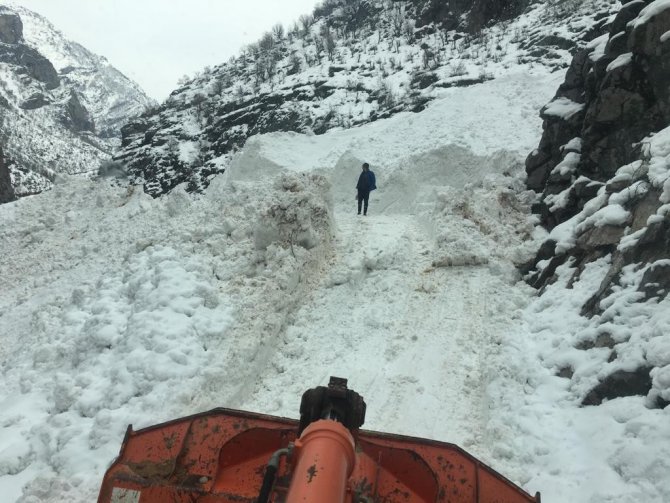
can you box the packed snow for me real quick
[542,97,585,120]
[1,68,669,503]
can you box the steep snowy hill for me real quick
[2,50,669,501]
[1,1,669,503]
[0,67,560,503]
[0,5,155,196]
[114,0,619,196]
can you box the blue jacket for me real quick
[357,170,376,192]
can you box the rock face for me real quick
[65,91,95,132]
[116,0,614,197]
[0,146,16,204]
[0,43,60,89]
[0,5,154,198]
[413,0,531,31]
[0,12,22,44]
[525,0,670,408]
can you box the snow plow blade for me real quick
[98,377,540,503]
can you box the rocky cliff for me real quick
[525,0,670,409]
[0,145,15,203]
[115,0,617,197]
[0,5,154,197]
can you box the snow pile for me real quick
[0,170,335,502]
[429,176,539,271]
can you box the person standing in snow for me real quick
[356,162,376,216]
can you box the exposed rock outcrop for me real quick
[0,146,16,204]
[413,0,531,32]
[64,91,95,132]
[0,12,23,44]
[0,43,60,89]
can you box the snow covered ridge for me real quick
[114,0,618,197]
[0,5,154,197]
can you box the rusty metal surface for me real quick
[97,407,540,503]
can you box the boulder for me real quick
[610,1,646,36]
[604,31,628,59]
[623,218,670,264]
[582,366,653,405]
[638,261,670,300]
[645,36,670,122]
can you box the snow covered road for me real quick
[233,210,522,466]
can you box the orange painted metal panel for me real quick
[98,408,540,503]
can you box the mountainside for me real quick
[2,1,670,502]
[523,0,670,412]
[0,5,155,196]
[115,0,619,197]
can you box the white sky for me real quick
[11,0,322,100]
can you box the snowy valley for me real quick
[1,1,670,503]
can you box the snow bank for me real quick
[0,170,335,502]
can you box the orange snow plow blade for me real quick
[98,378,540,503]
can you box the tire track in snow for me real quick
[237,211,499,461]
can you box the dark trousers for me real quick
[357,190,370,215]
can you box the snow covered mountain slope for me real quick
[0,5,154,196]
[0,69,549,502]
[114,0,619,197]
[3,56,668,502]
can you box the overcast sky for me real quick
[11,0,322,100]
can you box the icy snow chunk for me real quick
[651,364,670,403]
[550,152,580,176]
[633,0,670,28]
[548,218,578,253]
[609,181,650,206]
[542,97,585,120]
[587,34,610,62]
[561,137,582,153]
[647,336,670,367]
[612,160,644,182]
[576,204,631,233]
[607,53,633,72]
[618,227,648,251]
[544,186,573,211]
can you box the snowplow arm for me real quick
[98,378,540,503]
